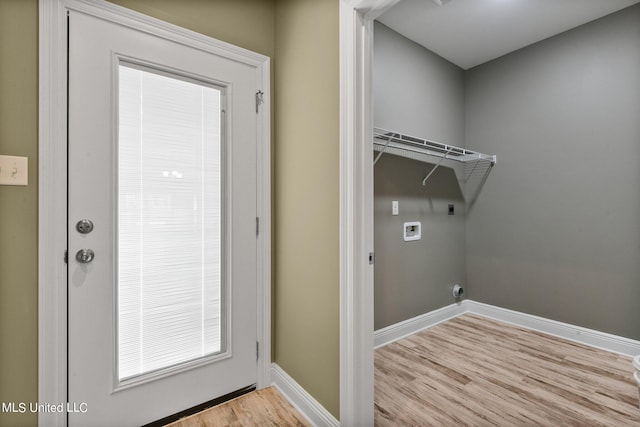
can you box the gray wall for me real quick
[373,22,466,329]
[374,154,466,329]
[465,4,640,340]
[374,22,465,143]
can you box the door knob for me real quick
[76,249,95,263]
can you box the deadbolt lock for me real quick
[76,219,94,234]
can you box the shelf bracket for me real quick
[421,150,451,186]
[373,136,392,165]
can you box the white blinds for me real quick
[118,64,223,381]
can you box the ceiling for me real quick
[377,0,640,70]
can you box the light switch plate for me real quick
[0,155,28,186]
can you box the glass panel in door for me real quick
[117,64,224,382]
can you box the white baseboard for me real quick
[374,302,466,348]
[465,300,640,357]
[374,300,640,357]
[271,363,339,427]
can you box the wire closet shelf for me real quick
[373,127,497,206]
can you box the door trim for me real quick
[338,0,400,424]
[38,1,271,425]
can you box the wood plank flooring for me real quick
[165,387,311,427]
[375,313,640,426]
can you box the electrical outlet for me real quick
[0,155,28,186]
[392,200,399,215]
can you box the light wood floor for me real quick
[375,313,640,426]
[165,387,311,427]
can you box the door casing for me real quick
[38,1,271,425]
[338,0,399,425]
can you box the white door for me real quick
[68,10,260,426]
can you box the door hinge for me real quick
[64,250,68,264]
[256,217,259,237]
[369,252,375,265]
[256,341,259,362]
[255,90,264,113]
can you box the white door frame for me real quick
[339,0,400,424]
[38,1,271,426]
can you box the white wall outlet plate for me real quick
[0,155,29,186]
[392,200,399,215]
[403,221,421,241]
